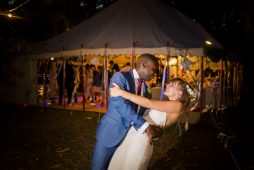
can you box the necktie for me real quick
[137,79,143,96]
[136,79,143,113]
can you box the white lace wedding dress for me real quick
[108,109,166,170]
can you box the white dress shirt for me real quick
[132,69,149,134]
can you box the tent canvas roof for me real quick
[34,0,221,58]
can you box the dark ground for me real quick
[0,101,253,170]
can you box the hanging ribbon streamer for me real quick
[160,62,167,101]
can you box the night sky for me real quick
[165,0,247,53]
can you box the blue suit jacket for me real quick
[95,71,150,147]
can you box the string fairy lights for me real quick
[0,0,30,19]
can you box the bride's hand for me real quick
[110,83,122,97]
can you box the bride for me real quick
[108,78,197,170]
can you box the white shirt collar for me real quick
[132,69,139,79]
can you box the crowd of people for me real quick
[43,58,136,106]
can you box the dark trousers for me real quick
[66,83,74,104]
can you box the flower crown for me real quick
[186,84,199,103]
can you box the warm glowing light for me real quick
[38,85,44,96]
[169,58,177,66]
[0,12,24,20]
[50,57,54,61]
[205,40,212,45]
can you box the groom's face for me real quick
[139,60,157,81]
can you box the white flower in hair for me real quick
[186,84,198,103]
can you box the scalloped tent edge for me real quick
[28,0,222,59]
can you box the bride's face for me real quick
[164,82,183,101]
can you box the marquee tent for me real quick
[3,0,238,109]
[33,0,221,59]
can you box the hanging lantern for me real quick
[169,57,177,66]
[180,60,192,70]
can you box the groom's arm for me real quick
[110,74,163,140]
[109,72,146,129]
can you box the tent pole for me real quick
[37,60,41,105]
[225,60,228,106]
[236,62,239,105]
[160,42,171,100]
[81,56,85,111]
[234,62,238,105]
[42,59,49,110]
[160,58,167,101]
[131,42,136,69]
[230,61,235,106]
[238,63,243,102]
[63,58,66,109]
[198,56,204,110]
[80,44,85,111]
[103,43,109,109]
[167,41,171,82]
[220,59,224,106]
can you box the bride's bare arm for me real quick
[110,83,182,114]
[165,112,181,127]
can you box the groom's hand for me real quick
[146,125,163,143]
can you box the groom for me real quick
[91,54,163,170]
